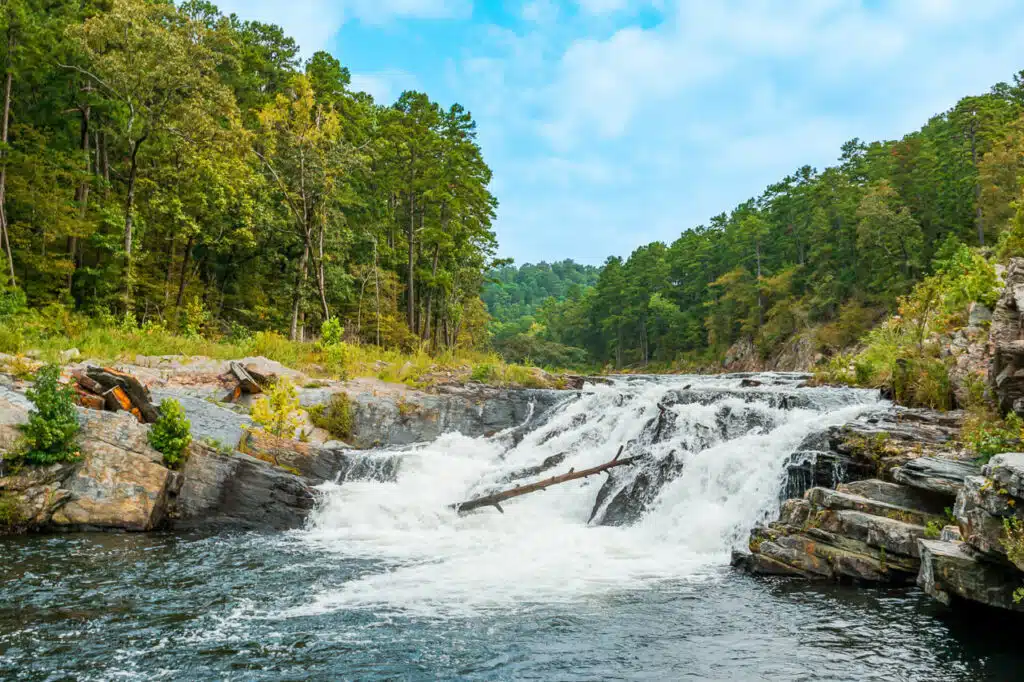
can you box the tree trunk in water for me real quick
[0,66,13,286]
[290,243,309,341]
[123,136,146,311]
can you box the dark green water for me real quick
[1,531,1020,681]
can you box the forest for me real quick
[4,0,1024,377]
[0,0,497,351]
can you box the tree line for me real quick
[0,0,497,349]
[518,74,1024,368]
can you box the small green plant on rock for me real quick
[251,377,302,438]
[307,393,354,441]
[21,364,80,466]
[0,493,22,528]
[1001,517,1024,570]
[149,398,192,468]
[924,520,943,539]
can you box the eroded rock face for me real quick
[990,258,1024,416]
[892,457,980,498]
[918,539,1024,611]
[169,441,316,531]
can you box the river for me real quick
[1,375,1020,680]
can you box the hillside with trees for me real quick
[529,78,1024,370]
[0,0,496,352]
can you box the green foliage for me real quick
[924,520,944,539]
[1001,517,1024,569]
[20,365,80,466]
[320,318,344,347]
[0,493,21,527]
[201,436,234,456]
[149,399,192,468]
[251,377,302,438]
[470,363,495,383]
[962,410,1023,463]
[182,297,210,339]
[307,393,354,440]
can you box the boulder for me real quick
[239,430,400,484]
[983,452,1024,499]
[892,457,980,498]
[170,441,316,530]
[806,486,939,527]
[49,411,171,531]
[918,539,1024,611]
[151,388,253,449]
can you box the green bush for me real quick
[307,393,354,440]
[962,410,1023,463]
[320,317,344,347]
[0,283,25,319]
[149,398,192,468]
[470,363,495,383]
[0,493,21,527]
[21,364,80,466]
[251,377,302,437]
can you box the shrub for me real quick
[0,281,26,319]
[962,410,1023,463]
[470,363,495,383]
[924,520,943,539]
[320,317,344,347]
[149,398,192,468]
[251,377,302,437]
[306,393,354,440]
[0,493,21,527]
[21,364,80,466]
[0,327,22,353]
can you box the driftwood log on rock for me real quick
[74,367,159,423]
[222,361,266,403]
[452,446,637,514]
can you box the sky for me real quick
[212,0,1024,267]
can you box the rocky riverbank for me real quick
[0,357,572,534]
[735,258,1024,615]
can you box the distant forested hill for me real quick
[483,261,600,324]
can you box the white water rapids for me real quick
[295,374,882,619]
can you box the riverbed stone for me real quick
[807,486,940,527]
[171,441,316,530]
[918,539,1024,611]
[837,479,948,515]
[892,457,980,498]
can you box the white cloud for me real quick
[212,0,471,54]
[349,70,417,104]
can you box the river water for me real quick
[1,375,1020,680]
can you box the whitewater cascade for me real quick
[299,374,881,618]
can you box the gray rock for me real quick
[814,508,926,558]
[151,389,253,450]
[983,452,1024,498]
[892,457,980,497]
[170,442,316,530]
[989,258,1024,416]
[837,479,948,515]
[941,525,963,542]
[807,487,939,527]
[59,348,81,364]
[918,539,1024,611]
[968,302,993,328]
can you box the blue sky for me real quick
[213,0,1024,266]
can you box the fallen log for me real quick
[451,446,636,514]
[222,361,264,403]
[80,366,159,423]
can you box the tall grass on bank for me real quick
[0,306,563,389]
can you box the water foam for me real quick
[295,375,880,618]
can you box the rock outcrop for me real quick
[734,409,977,584]
[990,258,1024,416]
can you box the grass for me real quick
[0,308,564,390]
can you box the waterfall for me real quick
[297,374,881,618]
